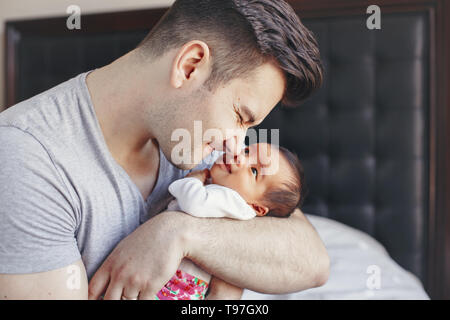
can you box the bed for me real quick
[242,215,429,299]
[4,0,450,299]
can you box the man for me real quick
[0,0,328,300]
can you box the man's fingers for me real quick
[88,269,110,300]
[122,284,141,300]
[135,277,167,300]
[138,285,159,300]
[103,281,124,300]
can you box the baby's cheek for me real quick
[234,177,256,201]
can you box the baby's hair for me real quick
[263,146,308,218]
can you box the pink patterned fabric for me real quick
[156,269,209,300]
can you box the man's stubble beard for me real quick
[156,86,214,171]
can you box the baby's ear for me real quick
[251,203,269,217]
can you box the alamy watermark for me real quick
[66,5,81,30]
[366,264,381,290]
[366,5,381,30]
[66,264,81,290]
[171,122,281,176]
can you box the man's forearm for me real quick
[182,209,330,294]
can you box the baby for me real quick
[156,143,306,300]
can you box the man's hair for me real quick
[137,0,323,106]
[264,146,308,218]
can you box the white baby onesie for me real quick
[167,177,257,220]
[167,177,257,283]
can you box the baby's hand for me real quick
[186,169,210,184]
[206,276,243,300]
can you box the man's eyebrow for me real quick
[240,105,257,124]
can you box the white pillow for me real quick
[242,214,429,300]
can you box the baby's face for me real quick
[210,143,292,216]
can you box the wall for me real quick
[0,0,174,111]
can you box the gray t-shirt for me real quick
[0,72,217,279]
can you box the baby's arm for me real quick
[206,276,244,300]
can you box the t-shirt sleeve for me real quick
[0,126,81,274]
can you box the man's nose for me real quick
[223,138,238,156]
[223,133,246,155]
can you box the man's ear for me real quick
[251,203,269,217]
[170,40,211,89]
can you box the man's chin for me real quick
[169,155,208,171]
[166,147,216,171]
[172,162,198,171]
[165,153,198,170]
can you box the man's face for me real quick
[159,60,286,170]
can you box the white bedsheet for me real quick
[242,214,429,300]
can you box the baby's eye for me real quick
[251,167,258,178]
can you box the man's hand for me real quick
[89,207,329,299]
[185,169,210,184]
[88,211,188,300]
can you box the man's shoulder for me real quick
[0,125,43,150]
[0,125,55,172]
[0,72,95,161]
[0,72,88,131]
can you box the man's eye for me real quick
[251,167,258,178]
[237,113,245,126]
[234,105,245,126]
[244,147,250,155]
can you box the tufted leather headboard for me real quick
[258,10,429,281]
[5,0,450,299]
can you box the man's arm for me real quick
[185,208,330,293]
[0,259,88,300]
[206,276,243,300]
[0,127,88,299]
[89,208,329,299]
